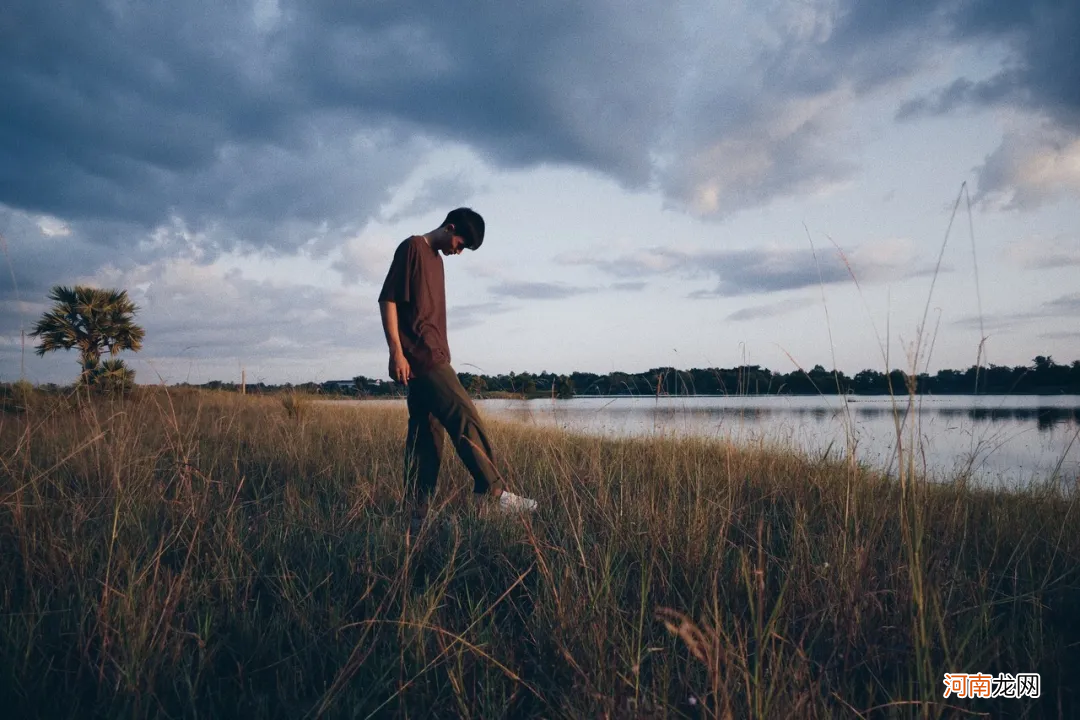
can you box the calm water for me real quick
[475,395,1080,489]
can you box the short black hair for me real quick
[443,207,485,250]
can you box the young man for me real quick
[378,208,537,527]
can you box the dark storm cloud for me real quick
[564,245,934,297]
[2,0,1077,267]
[488,282,595,301]
[0,0,681,252]
[896,76,1016,120]
[287,1,683,183]
[891,0,1080,129]
[0,208,122,301]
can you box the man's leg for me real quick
[405,382,445,511]
[414,364,504,496]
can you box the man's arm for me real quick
[380,300,412,383]
[379,300,403,355]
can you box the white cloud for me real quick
[1002,234,1080,269]
[666,88,856,217]
[69,256,384,375]
[560,241,936,295]
[35,215,71,237]
[333,235,397,285]
[976,124,1080,210]
[844,237,928,282]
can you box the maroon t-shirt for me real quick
[378,236,450,373]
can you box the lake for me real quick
[474,395,1080,490]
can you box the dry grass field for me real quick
[1,386,1077,718]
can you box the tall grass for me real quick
[1,386,1078,718]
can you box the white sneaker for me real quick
[496,491,538,513]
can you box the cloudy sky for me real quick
[2,0,1078,386]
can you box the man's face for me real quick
[441,234,467,256]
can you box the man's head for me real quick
[442,208,484,252]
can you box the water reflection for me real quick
[532,402,1080,432]
[855,405,1079,430]
[938,406,1080,429]
[477,395,1080,488]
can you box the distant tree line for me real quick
[18,285,1079,399]
[171,355,1080,398]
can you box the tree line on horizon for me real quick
[362,355,1080,397]
[178,355,1079,398]
[15,284,1080,398]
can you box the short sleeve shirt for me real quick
[378,236,450,373]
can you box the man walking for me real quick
[378,208,537,528]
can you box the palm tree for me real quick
[29,285,145,388]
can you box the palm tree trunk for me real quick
[80,349,101,386]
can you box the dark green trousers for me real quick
[405,363,503,502]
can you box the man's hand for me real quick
[389,351,412,384]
